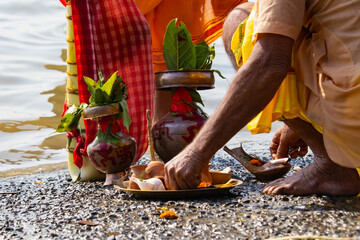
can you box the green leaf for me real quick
[56,105,84,132]
[119,99,132,131]
[195,41,210,69]
[94,88,106,104]
[186,88,204,106]
[202,45,215,69]
[163,19,196,70]
[101,71,117,97]
[213,69,226,79]
[83,76,97,98]
[97,129,122,146]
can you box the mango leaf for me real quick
[83,76,97,98]
[110,78,121,101]
[195,41,210,69]
[94,88,106,104]
[101,72,117,96]
[186,88,204,106]
[119,99,132,131]
[163,19,196,70]
[56,105,84,132]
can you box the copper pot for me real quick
[152,110,207,163]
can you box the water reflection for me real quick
[0,0,278,176]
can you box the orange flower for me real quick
[34,181,43,184]
[159,209,178,219]
[249,159,262,166]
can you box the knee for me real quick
[222,2,254,70]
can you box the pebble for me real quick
[0,148,359,239]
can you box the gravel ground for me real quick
[1,143,360,240]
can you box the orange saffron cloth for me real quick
[134,0,248,73]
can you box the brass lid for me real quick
[83,103,121,119]
[155,70,215,90]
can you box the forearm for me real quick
[189,34,294,162]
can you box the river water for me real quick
[0,0,279,176]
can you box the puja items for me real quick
[152,19,224,163]
[224,143,291,180]
[57,71,136,185]
[128,161,231,190]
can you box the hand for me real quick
[270,125,308,159]
[164,145,208,190]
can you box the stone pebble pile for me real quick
[1,145,359,239]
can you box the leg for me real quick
[263,118,360,196]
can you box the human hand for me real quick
[270,125,308,159]
[164,146,208,190]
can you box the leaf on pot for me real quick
[163,19,196,70]
[101,71,118,97]
[195,41,210,69]
[83,76,97,97]
[56,105,85,132]
[186,88,204,106]
[119,99,132,131]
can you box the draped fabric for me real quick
[134,0,248,73]
[71,0,155,162]
[231,8,320,135]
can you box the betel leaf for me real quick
[163,19,196,70]
[119,99,132,131]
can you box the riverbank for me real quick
[1,147,359,239]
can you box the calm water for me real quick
[0,0,278,175]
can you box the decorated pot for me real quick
[152,109,207,163]
[84,106,136,185]
[152,70,214,163]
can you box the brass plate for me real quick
[155,70,215,90]
[113,179,242,199]
[83,103,120,119]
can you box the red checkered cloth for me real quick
[71,0,155,163]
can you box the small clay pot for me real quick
[145,161,165,179]
[129,165,148,190]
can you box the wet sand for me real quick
[1,146,359,239]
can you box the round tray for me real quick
[83,103,121,119]
[114,179,242,199]
[155,70,215,90]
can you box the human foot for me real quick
[263,156,360,196]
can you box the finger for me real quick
[176,175,192,190]
[269,143,279,159]
[164,166,179,190]
[276,140,290,159]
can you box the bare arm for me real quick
[164,33,294,190]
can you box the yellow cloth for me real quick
[231,7,360,180]
[135,0,247,73]
[231,9,322,135]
